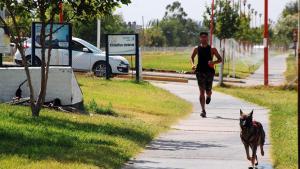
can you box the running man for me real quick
[190,32,222,118]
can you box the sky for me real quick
[115,0,295,26]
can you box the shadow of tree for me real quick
[146,139,225,151]
[0,113,154,168]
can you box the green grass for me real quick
[0,75,192,169]
[126,51,192,72]
[215,59,261,79]
[127,51,261,78]
[285,54,298,84]
[216,86,298,169]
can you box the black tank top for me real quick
[196,45,215,73]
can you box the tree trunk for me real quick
[31,105,41,117]
[33,8,55,117]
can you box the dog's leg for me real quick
[260,126,266,156]
[255,154,258,166]
[251,146,258,167]
[244,144,251,161]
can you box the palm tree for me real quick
[259,13,262,26]
[243,0,247,14]
[254,11,258,27]
[251,8,254,27]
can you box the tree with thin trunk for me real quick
[203,0,239,85]
[0,0,130,117]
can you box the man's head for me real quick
[199,32,209,45]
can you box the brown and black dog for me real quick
[240,109,265,169]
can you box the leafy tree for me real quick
[282,1,298,18]
[203,0,239,85]
[159,1,201,46]
[164,1,187,21]
[160,18,182,46]
[72,14,133,47]
[273,1,298,48]
[234,15,250,41]
[144,21,166,47]
[203,0,239,40]
[0,0,130,116]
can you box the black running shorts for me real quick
[196,71,215,92]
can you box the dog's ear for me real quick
[249,110,254,117]
[240,109,243,116]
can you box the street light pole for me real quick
[210,0,215,47]
[264,0,269,86]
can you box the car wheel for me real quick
[25,55,41,66]
[93,62,112,77]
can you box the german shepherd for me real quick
[240,110,265,169]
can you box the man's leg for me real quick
[206,90,212,104]
[200,88,207,118]
[199,88,206,111]
[205,72,214,104]
[196,73,207,117]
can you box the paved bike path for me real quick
[123,81,272,169]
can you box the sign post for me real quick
[135,35,140,81]
[106,34,140,82]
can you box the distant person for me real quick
[190,32,222,118]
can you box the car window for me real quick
[72,41,86,52]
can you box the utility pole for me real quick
[97,19,101,49]
[210,0,215,46]
[263,0,269,86]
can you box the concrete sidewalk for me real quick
[123,81,272,169]
[237,54,288,86]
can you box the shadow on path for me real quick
[146,139,225,151]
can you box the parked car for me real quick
[14,37,130,77]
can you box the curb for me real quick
[116,75,188,83]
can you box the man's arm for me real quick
[211,48,222,64]
[190,47,198,71]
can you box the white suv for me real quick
[14,37,130,77]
